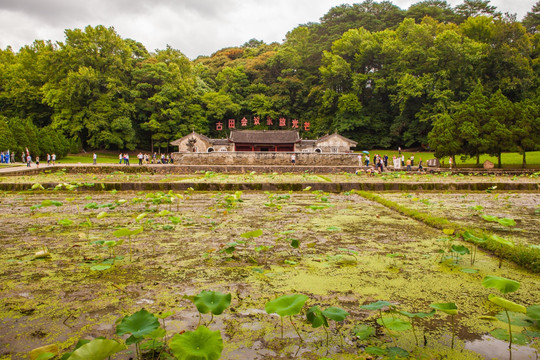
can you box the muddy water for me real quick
[0,191,538,359]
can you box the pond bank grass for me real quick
[356,191,540,273]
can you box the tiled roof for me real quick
[229,130,300,144]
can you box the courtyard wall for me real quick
[171,151,358,166]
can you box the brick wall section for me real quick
[171,152,358,166]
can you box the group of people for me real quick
[118,152,173,166]
[357,152,423,174]
[0,151,57,167]
[1,151,13,164]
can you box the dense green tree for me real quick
[0,117,16,152]
[522,1,540,33]
[406,0,458,23]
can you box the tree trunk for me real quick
[150,134,154,154]
[522,151,526,169]
[476,154,480,166]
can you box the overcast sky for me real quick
[0,0,536,59]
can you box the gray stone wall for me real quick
[172,151,358,165]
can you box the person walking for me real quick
[418,158,423,171]
[21,152,25,164]
[138,152,143,166]
[47,153,51,166]
[26,154,32,167]
[291,153,296,166]
[406,158,411,171]
[410,154,414,167]
[36,156,39,168]
[93,153,97,165]
[365,154,370,166]
[449,157,453,169]
[125,153,130,166]
[52,153,56,165]
[119,153,123,164]
[401,154,405,167]
[358,153,363,167]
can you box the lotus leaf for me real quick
[169,326,223,360]
[462,231,485,243]
[490,329,530,345]
[526,305,540,320]
[497,218,516,227]
[360,300,391,311]
[135,213,147,222]
[158,210,171,216]
[430,302,458,315]
[482,275,520,294]
[306,306,328,328]
[66,339,126,360]
[265,294,308,317]
[31,183,45,190]
[353,325,374,340]
[322,307,349,322]
[451,245,470,255]
[377,317,411,331]
[482,215,499,222]
[490,235,514,247]
[29,344,58,360]
[495,311,534,326]
[488,294,526,313]
[387,347,409,359]
[194,291,231,315]
[96,211,108,219]
[116,309,160,344]
[240,229,263,239]
[113,228,131,237]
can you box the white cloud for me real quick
[0,0,536,58]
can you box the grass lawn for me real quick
[60,152,124,164]
[361,150,540,168]
[61,150,540,168]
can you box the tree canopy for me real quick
[0,1,537,165]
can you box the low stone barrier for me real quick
[171,151,358,166]
[1,182,537,192]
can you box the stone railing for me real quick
[171,151,359,166]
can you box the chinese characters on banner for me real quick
[217,117,309,131]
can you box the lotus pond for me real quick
[1,169,540,185]
[0,188,538,360]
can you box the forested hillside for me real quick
[0,0,538,164]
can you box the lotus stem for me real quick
[207,313,214,327]
[289,317,303,342]
[451,315,455,350]
[281,316,283,338]
[411,320,419,346]
[323,325,329,347]
[505,309,513,350]
[197,312,202,328]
